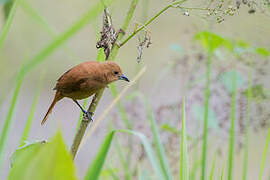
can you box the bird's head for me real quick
[101,61,129,84]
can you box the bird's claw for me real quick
[83,111,93,122]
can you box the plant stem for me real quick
[70,0,139,159]
[70,0,188,159]
[120,0,187,47]
[201,51,211,180]
[228,70,237,180]
[242,68,252,180]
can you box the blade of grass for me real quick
[0,0,20,50]
[145,99,172,180]
[259,127,270,180]
[84,131,116,180]
[228,70,237,180]
[19,71,45,146]
[209,151,217,180]
[180,97,189,180]
[0,62,25,172]
[114,138,132,180]
[202,51,212,180]
[20,0,112,76]
[242,69,252,180]
[84,129,165,180]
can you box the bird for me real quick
[41,61,129,125]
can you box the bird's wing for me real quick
[54,61,101,94]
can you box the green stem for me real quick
[119,0,187,47]
[70,0,139,159]
[0,0,20,50]
[201,51,211,180]
[242,69,252,180]
[259,128,270,180]
[228,70,237,180]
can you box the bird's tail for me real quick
[41,91,63,125]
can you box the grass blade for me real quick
[0,64,25,171]
[85,129,165,180]
[146,100,172,180]
[259,127,270,180]
[228,70,237,180]
[118,129,165,179]
[19,71,45,146]
[209,151,217,180]
[114,139,132,180]
[84,131,116,180]
[242,70,252,180]
[202,51,212,180]
[20,0,111,76]
[180,98,189,180]
[0,0,20,50]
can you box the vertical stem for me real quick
[201,51,211,180]
[70,0,139,159]
[228,70,237,180]
[242,68,252,180]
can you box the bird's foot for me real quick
[83,111,93,122]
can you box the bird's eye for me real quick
[114,71,119,75]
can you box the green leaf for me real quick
[220,70,245,93]
[256,47,270,57]
[146,100,172,180]
[259,127,270,180]
[8,132,77,180]
[0,61,25,170]
[84,131,116,180]
[243,84,268,103]
[194,31,225,52]
[10,141,46,167]
[192,104,218,129]
[85,129,165,180]
[0,0,20,49]
[161,123,180,134]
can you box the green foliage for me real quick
[259,127,270,180]
[194,31,225,53]
[255,47,270,57]
[180,98,189,180]
[161,123,180,134]
[242,70,252,180]
[8,132,77,180]
[0,63,25,169]
[146,100,172,180]
[228,70,237,180]
[243,84,269,103]
[85,131,115,180]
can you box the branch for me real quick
[70,0,139,159]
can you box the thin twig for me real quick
[119,0,187,47]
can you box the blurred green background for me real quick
[0,0,270,179]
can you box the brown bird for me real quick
[41,61,129,125]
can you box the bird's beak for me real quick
[119,74,130,82]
